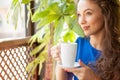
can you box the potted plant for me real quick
[7,0,84,79]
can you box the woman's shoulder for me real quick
[75,37,88,43]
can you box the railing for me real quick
[0,37,37,80]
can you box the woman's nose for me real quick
[78,16,86,25]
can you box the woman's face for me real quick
[77,0,104,36]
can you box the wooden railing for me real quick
[0,37,37,80]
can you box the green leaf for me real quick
[37,50,47,75]
[31,62,38,75]
[43,31,50,42]
[64,2,76,15]
[72,20,84,37]
[26,60,34,73]
[22,0,30,4]
[64,16,84,36]
[30,43,46,56]
[32,2,61,22]
[7,0,21,30]
[66,0,74,3]
[39,0,48,9]
[48,0,61,5]
[63,30,76,42]
[11,0,18,7]
[39,50,47,59]
[32,10,50,22]
[37,14,60,28]
[54,18,64,44]
[38,62,43,75]
[48,2,61,15]
[26,6,31,28]
[28,30,42,46]
[27,51,46,74]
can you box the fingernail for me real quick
[64,69,69,72]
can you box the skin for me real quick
[77,0,105,50]
[51,0,105,80]
[64,60,101,80]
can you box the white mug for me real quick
[60,43,77,67]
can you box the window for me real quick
[0,0,26,39]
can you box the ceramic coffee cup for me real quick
[60,43,77,68]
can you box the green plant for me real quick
[8,0,84,78]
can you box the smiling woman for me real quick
[77,0,104,37]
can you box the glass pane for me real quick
[0,0,26,39]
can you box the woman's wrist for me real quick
[94,75,101,80]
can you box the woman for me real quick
[51,0,120,80]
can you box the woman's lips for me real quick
[82,26,89,31]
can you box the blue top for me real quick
[68,37,101,80]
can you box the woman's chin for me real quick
[84,33,90,37]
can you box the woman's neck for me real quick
[90,30,105,51]
[90,36,102,50]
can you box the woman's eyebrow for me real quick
[77,8,94,13]
[84,8,94,12]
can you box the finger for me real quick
[51,48,61,61]
[52,54,61,62]
[52,52,59,58]
[51,46,56,50]
[52,49,59,55]
[73,71,83,78]
[57,41,64,49]
[78,59,87,67]
[51,47,60,55]
[64,68,79,73]
[53,52,60,59]
[51,46,57,52]
[55,57,61,61]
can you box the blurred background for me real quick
[0,0,26,39]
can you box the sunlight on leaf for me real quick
[66,0,74,3]
[22,0,30,4]
[32,10,50,22]
[64,16,84,37]
[6,0,21,30]
[31,62,38,75]
[37,14,60,28]
[30,43,46,56]
[26,60,34,73]
[38,62,43,75]
[64,2,76,15]
[63,30,76,42]
[54,18,64,44]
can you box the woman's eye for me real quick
[77,14,81,17]
[86,12,92,15]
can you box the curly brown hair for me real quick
[93,0,120,80]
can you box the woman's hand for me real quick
[51,44,69,80]
[50,44,61,62]
[64,60,101,80]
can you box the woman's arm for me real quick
[55,64,68,80]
